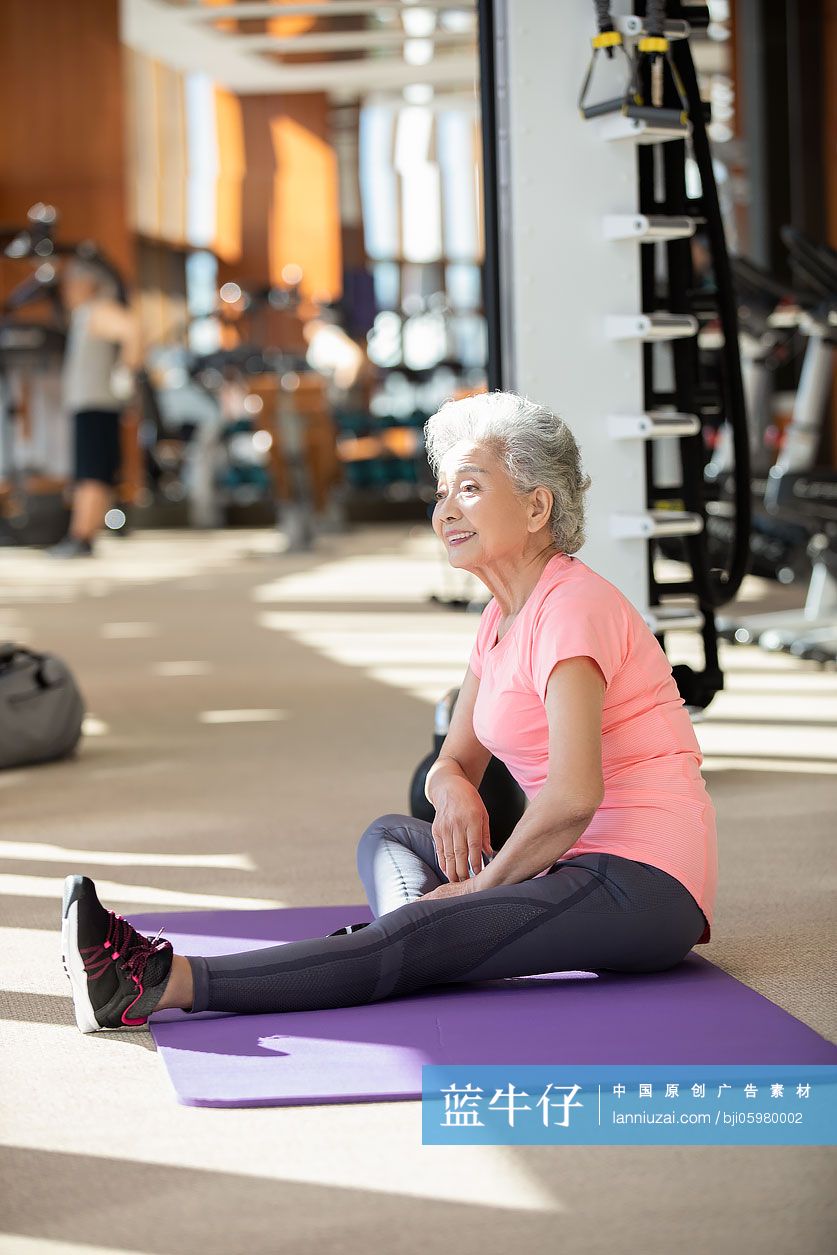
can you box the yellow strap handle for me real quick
[592,31,622,49]
[638,36,669,53]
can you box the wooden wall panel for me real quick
[157,63,189,248]
[125,50,190,249]
[215,87,245,264]
[0,0,132,291]
[217,93,341,295]
[270,95,342,300]
[217,92,341,352]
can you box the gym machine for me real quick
[715,230,837,661]
[1,213,337,548]
[0,205,129,546]
[705,246,834,589]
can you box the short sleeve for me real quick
[468,599,497,679]
[529,588,629,703]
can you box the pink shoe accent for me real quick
[79,907,172,1028]
[121,983,148,1027]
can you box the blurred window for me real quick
[450,314,487,368]
[185,251,221,354]
[359,105,400,260]
[446,262,482,311]
[402,261,444,306]
[372,261,400,310]
[403,310,447,370]
[367,311,403,368]
[185,73,218,249]
[437,109,480,260]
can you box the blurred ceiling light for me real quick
[34,263,55,283]
[282,263,304,285]
[404,38,435,66]
[253,429,273,452]
[220,281,242,303]
[403,83,434,104]
[280,371,301,391]
[243,394,264,414]
[403,8,437,37]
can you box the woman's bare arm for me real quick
[470,655,606,888]
[424,664,492,805]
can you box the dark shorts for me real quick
[73,409,122,486]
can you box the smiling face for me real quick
[431,439,551,568]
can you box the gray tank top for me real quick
[62,303,121,412]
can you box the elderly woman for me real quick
[61,392,716,1033]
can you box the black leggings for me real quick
[187,814,709,1016]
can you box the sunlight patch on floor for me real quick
[199,709,289,725]
[0,843,255,871]
[0,1237,151,1255]
[701,757,837,775]
[0,1025,563,1213]
[258,609,478,706]
[0,875,283,911]
[100,623,157,639]
[150,661,214,677]
[253,552,485,606]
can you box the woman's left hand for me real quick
[422,879,476,902]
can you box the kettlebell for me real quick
[671,663,722,712]
[408,688,526,851]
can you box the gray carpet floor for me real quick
[0,523,834,1255]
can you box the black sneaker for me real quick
[326,922,371,937]
[61,875,173,1033]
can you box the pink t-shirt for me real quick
[468,552,717,943]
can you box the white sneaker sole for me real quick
[61,893,100,1035]
[61,877,153,1033]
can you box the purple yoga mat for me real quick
[129,906,837,1109]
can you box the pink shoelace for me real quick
[80,911,172,1025]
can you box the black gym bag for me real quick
[0,643,85,769]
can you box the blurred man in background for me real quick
[50,256,139,557]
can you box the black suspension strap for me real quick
[626,0,689,127]
[578,1,632,119]
[673,35,751,605]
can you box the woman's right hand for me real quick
[431,778,493,883]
